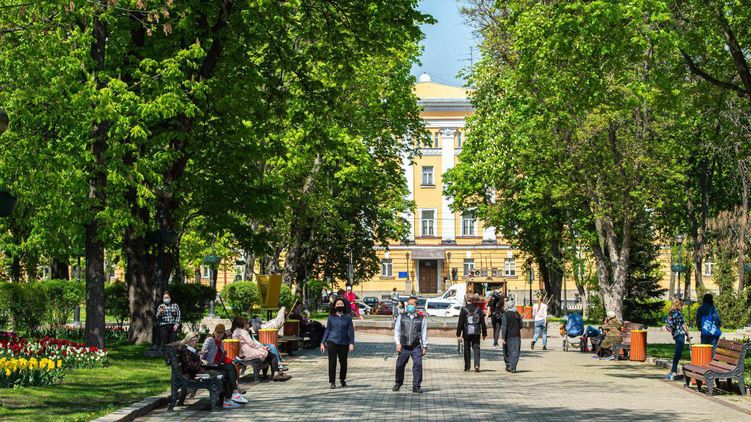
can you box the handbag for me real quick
[700,309,722,337]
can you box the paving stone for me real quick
[137,334,751,421]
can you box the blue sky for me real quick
[412,1,476,87]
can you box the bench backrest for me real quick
[712,339,750,370]
[162,345,184,376]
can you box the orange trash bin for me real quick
[516,305,533,319]
[284,319,300,337]
[259,328,279,347]
[629,330,647,361]
[223,339,240,360]
[690,344,713,385]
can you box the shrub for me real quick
[588,294,605,323]
[0,287,9,330]
[40,279,84,326]
[169,284,216,330]
[104,282,130,327]
[713,255,751,329]
[0,282,48,334]
[280,283,295,309]
[222,282,259,317]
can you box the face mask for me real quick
[163,298,171,304]
[406,305,416,313]
[335,306,345,313]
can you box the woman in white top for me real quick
[531,295,548,350]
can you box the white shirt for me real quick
[533,303,548,322]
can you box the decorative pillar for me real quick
[440,128,456,243]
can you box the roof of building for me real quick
[414,73,473,112]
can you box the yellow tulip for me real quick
[57,360,62,368]
[4,368,9,376]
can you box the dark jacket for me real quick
[501,310,522,339]
[177,345,205,379]
[696,303,721,332]
[456,303,488,338]
[488,294,505,319]
[321,313,355,346]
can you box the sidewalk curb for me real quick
[93,391,170,422]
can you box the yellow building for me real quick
[357,73,534,301]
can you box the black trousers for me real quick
[159,324,175,346]
[207,363,238,395]
[327,341,349,383]
[463,336,481,370]
[491,317,502,346]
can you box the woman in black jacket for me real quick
[456,294,488,372]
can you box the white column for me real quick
[402,152,415,241]
[440,128,456,242]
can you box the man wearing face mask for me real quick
[393,296,428,393]
[156,291,181,346]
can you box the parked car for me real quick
[362,296,380,307]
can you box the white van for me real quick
[425,284,466,317]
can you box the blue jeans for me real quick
[533,320,547,347]
[700,335,719,357]
[671,334,685,373]
[264,344,283,363]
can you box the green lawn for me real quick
[0,343,170,422]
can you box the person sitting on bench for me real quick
[598,311,623,361]
[180,331,248,409]
[231,317,291,382]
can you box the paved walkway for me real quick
[139,334,751,421]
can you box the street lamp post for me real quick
[204,236,219,317]
[671,234,688,300]
[527,258,534,308]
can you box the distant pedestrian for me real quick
[457,294,487,372]
[156,291,181,346]
[393,296,428,393]
[321,298,355,389]
[344,286,364,320]
[531,295,548,350]
[696,293,722,356]
[488,290,505,350]
[502,297,522,373]
[665,298,691,380]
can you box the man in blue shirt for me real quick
[393,296,428,393]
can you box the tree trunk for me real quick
[738,158,748,293]
[51,257,70,280]
[85,222,106,348]
[125,229,156,344]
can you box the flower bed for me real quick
[0,332,108,370]
[0,356,64,388]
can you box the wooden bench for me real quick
[613,322,647,360]
[682,339,749,396]
[279,335,303,356]
[162,346,224,411]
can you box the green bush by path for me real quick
[222,281,260,316]
[0,282,47,334]
[41,280,85,326]
[0,343,170,422]
[169,284,216,330]
[104,282,130,328]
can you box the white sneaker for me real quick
[231,393,248,404]
[223,400,241,409]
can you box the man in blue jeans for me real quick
[393,296,428,394]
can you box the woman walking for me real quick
[344,286,364,320]
[665,298,691,380]
[501,297,522,373]
[321,298,355,389]
[531,295,548,350]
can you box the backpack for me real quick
[464,306,481,336]
[700,308,722,337]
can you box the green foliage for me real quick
[221,282,259,317]
[0,282,47,334]
[588,294,606,323]
[104,282,130,328]
[713,255,751,329]
[623,218,667,325]
[168,284,216,329]
[40,279,85,326]
[280,284,295,310]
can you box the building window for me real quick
[461,211,477,236]
[421,209,435,236]
[704,260,714,276]
[457,131,463,148]
[421,166,434,186]
[381,259,393,277]
[202,266,211,279]
[433,132,440,148]
[504,258,516,276]
[463,259,475,276]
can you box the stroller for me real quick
[561,313,587,352]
